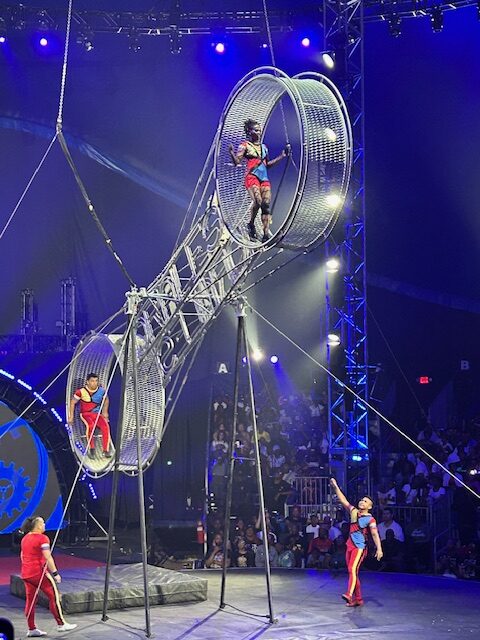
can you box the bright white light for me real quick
[0,36,6,44]
[327,333,341,346]
[39,37,48,47]
[270,355,279,364]
[322,52,335,69]
[324,128,337,142]
[325,193,342,208]
[214,42,225,54]
[326,258,340,273]
[301,37,311,48]
[252,349,264,362]
[167,460,173,466]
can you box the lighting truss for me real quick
[0,2,476,39]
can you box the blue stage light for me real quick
[214,42,225,54]
[39,37,48,47]
[301,37,311,48]
[0,36,6,44]
[270,355,279,364]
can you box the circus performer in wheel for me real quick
[68,372,112,459]
[229,118,290,243]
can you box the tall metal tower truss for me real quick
[323,1,370,460]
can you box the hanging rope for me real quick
[0,133,58,241]
[249,303,480,502]
[56,0,74,126]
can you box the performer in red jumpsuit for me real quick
[330,478,383,606]
[68,372,112,458]
[229,118,290,243]
[21,516,77,636]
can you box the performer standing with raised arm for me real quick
[330,478,383,606]
[229,119,290,243]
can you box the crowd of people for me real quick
[207,390,480,579]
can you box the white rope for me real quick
[56,0,74,126]
[249,303,480,502]
[0,133,57,241]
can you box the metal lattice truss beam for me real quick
[324,0,369,455]
[0,2,476,38]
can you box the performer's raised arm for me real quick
[330,477,351,510]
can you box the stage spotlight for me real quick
[0,17,6,42]
[270,355,279,364]
[214,41,226,54]
[39,37,48,47]
[301,37,311,48]
[388,15,402,37]
[431,7,444,33]
[326,258,340,273]
[242,356,247,364]
[325,193,342,208]
[322,52,335,69]
[128,33,141,53]
[327,333,341,347]
[324,127,337,142]
[76,33,94,52]
[252,349,264,362]
[261,42,269,49]
[169,28,182,54]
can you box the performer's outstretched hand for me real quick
[330,477,338,489]
[375,548,384,561]
[283,143,292,157]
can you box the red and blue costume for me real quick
[74,386,110,452]
[345,504,377,603]
[238,140,271,190]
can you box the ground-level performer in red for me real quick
[68,372,112,459]
[20,516,77,637]
[330,477,383,606]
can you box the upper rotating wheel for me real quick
[214,67,353,251]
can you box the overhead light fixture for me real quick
[324,127,337,142]
[252,349,264,362]
[327,333,341,347]
[325,193,342,208]
[326,258,340,273]
[431,7,444,33]
[321,51,335,69]
[128,33,141,53]
[169,28,182,54]
[388,15,402,37]
[270,355,279,364]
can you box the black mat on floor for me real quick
[10,564,207,613]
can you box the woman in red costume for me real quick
[229,118,290,243]
[20,515,77,636]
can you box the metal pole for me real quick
[242,312,276,624]
[220,308,244,608]
[102,324,131,621]
[130,316,152,638]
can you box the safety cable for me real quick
[249,304,480,502]
[56,0,73,126]
[0,133,58,241]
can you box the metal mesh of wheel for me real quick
[214,68,352,251]
[66,332,164,477]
